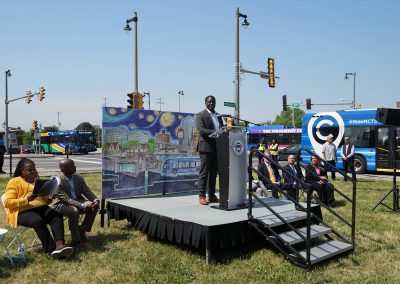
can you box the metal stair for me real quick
[247,147,356,269]
[291,240,353,265]
[249,207,353,268]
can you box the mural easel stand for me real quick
[100,198,106,227]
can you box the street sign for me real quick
[291,103,300,108]
[224,102,236,107]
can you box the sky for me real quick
[1,0,399,131]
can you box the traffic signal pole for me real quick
[5,89,44,153]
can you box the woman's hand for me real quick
[27,194,36,202]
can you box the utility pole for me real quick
[5,70,11,152]
[57,112,61,131]
[156,97,165,111]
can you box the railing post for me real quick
[248,150,254,218]
[351,177,356,246]
[306,185,311,266]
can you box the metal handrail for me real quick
[248,149,313,266]
[248,147,357,267]
[297,147,356,246]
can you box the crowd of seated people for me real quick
[256,151,336,207]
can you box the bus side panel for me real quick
[300,114,314,164]
[336,147,376,171]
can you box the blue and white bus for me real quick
[301,109,400,174]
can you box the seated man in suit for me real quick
[50,158,99,247]
[304,156,335,207]
[257,152,282,198]
[281,155,304,201]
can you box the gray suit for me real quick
[196,109,223,197]
[50,173,98,242]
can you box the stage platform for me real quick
[108,193,322,251]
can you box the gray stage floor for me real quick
[110,193,305,226]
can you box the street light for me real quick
[143,92,151,110]
[5,70,12,152]
[344,72,356,109]
[124,12,139,96]
[178,90,184,112]
[234,7,249,125]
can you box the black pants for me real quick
[17,206,65,253]
[343,158,356,181]
[308,181,335,206]
[258,151,265,164]
[326,160,336,180]
[198,152,218,197]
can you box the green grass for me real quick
[1,174,400,283]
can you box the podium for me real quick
[212,126,247,210]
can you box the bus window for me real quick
[344,127,375,148]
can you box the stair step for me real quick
[257,210,308,228]
[273,225,332,245]
[291,240,353,265]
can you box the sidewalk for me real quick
[4,153,54,159]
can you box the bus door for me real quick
[376,127,397,170]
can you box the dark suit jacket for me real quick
[304,164,327,182]
[50,173,98,210]
[282,164,303,188]
[258,162,281,186]
[195,109,223,153]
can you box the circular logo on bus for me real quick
[232,140,245,156]
[307,112,345,157]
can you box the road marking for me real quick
[52,156,102,164]
[65,158,102,164]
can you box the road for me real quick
[2,152,102,177]
[0,152,394,181]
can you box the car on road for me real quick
[278,145,302,161]
[20,145,35,154]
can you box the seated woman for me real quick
[304,156,335,207]
[3,158,73,259]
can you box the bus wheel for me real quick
[354,155,366,174]
[40,147,45,154]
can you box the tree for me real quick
[22,131,34,145]
[76,122,94,131]
[272,107,304,128]
[43,125,59,132]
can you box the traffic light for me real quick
[137,93,144,109]
[39,87,45,101]
[127,93,134,108]
[32,120,38,130]
[26,91,32,104]
[282,95,287,111]
[306,98,312,110]
[268,58,275,88]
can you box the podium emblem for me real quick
[232,139,245,156]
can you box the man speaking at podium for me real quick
[196,95,224,205]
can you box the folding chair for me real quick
[1,194,40,265]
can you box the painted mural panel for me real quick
[102,107,199,198]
